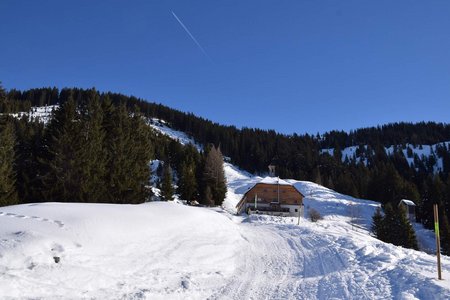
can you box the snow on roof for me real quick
[240,176,305,199]
[400,199,416,206]
[259,176,292,186]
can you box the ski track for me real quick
[1,204,450,299]
[0,211,64,228]
[211,220,450,300]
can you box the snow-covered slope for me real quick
[147,118,202,150]
[1,181,450,299]
[2,109,450,299]
[0,202,243,299]
[322,141,450,173]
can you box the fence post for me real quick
[434,204,442,280]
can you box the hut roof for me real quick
[243,177,305,197]
[259,176,291,186]
[399,199,416,206]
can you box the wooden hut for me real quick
[236,177,304,217]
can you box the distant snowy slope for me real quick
[385,142,450,173]
[8,105,57,124]
[222,162,260,213]
[147,118,202,150]
[322,141,450,172]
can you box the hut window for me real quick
[295,209,298,212]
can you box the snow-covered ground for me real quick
[2,109,450,299]
[0,202,242,299]
[1,173,450,299]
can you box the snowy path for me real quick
[1,203,450,299]
[214,216,450,300]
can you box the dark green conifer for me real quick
[202,145,227,206]
[178,160,197,202]
[371,207,386,240]
[78,90,107,202]
[160,163,174,201]
[40,96,82,202]
[439,209,450,256]
[0,117,18,206]
[397,205,419,250]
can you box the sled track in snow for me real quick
[213,221,423,300]
[0,211,65,228]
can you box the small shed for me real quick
[398,199,416,222]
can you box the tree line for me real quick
[0,85,226,207]
[1,85,450,252]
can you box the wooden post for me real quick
[434,204,442,280]
[277,177,280,203]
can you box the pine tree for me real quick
[103,102,131,203]
[103,103,153,203]
[439,209,450,256]
[202,145,227,206]
[204,185,213,206]
[371,207,386,240]
[178,160,197,202]
[128,108,154,202]
[0,82,9,114]
[397,205,419,250]
[160,163,174,201]
[14,117,44,203]
[0,82,6,101]
[374,203,419,250]
[0,117,18,206]
[40,97,83,202]
[382,203,398,244]
[78,90,107,202]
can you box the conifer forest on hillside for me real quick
[1,85,450,253]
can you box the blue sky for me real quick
[1,0,449,134]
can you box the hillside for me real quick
[1,103,449,298]
[321,141,450,174]
[0,95,450,245]
[1,164,449,299]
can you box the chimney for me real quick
[268,164,276,177]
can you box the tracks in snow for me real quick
[215,221,388,300]
[0,211,65,228]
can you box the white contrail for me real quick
[171,11,213,62]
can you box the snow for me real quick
[322,141,450,173]
[8,105,57,124]
[222,161,450,299]
[0,202,243,299]
[400,199,416,206]
[385,142,450,173]
[320,145,371,165]
[259,176,292,186]
[147,118,202,151]
[1,112,450,298]
[2,190,450,299]
[413,222,438,254]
